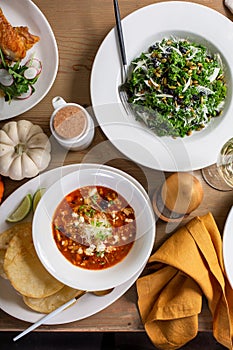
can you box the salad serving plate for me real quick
[0,164,152,324]
[0,0,58,120]
[91,1,233,171]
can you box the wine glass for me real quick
[202,138,233,191]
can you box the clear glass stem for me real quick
[201,164,232,191]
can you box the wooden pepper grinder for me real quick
[152,172,203,222]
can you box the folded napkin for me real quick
[136,213,233,349]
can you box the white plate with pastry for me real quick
[0,0,58,120]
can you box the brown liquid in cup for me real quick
[53,105,87,139]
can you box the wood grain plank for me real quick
[0,0,232,334]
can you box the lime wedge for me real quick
[6,194,32,223]
[32,188,46,212]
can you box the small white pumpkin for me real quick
[0,120,51,180]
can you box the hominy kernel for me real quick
[56,232,61,241]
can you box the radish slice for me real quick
[0,69,6,77]
[25,58,42,74]
[24,67,38,80]
[0,69,14,86]
[17,85,33,99]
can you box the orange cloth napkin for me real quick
[136,213,233,349]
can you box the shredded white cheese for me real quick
[208,67,220,83]
[196,85,214,95]
[182,76,191,92]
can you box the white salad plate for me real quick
[223,206,233,289]
[0,164,151,324]
[0,0,58,120]
[91,1,233,172]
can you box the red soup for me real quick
[52,186,136,270]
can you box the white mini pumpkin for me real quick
[0,120,51,180]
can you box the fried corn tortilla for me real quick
[0,222,32,250]
[0,249,7,279]
[23,286,85,314]
[3,226,64,298]
[0,222,32,279]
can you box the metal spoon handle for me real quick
[13,292,86,342]
[13,297,77,341]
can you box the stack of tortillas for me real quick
[0,222,83,313]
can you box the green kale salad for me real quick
[125,37,227,137]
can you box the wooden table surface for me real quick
[0,0,233,334]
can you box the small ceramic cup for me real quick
[50,96,95,151]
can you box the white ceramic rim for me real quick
[50,103,90,143]
[32,167,155,291]
[90,1,233,171]
[223,206,233,288]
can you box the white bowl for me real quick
[50,96,95,151]
[32,166,155,291]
